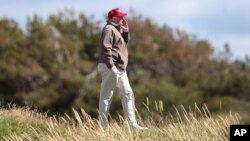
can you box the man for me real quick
[97,8,148,130]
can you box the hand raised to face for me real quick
[120,18,129,30]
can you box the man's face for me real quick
[111,16,123,25]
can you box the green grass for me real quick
[0,104,240,141]
[0,106,49,140]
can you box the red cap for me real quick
[108,8,127,19]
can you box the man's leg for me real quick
[98,63,118,129]
[117,72,138,126]
[118,72,148,130]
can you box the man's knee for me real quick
[122,90,133,99]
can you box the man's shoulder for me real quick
[104,24,116,30]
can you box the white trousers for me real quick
[97,63,138,129]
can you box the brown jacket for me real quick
[98,22,130,71]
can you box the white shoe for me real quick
[131,124,148,130]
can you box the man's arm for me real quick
[101,27,114,69]
[120,18,130,44]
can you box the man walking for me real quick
[97,8,148,130]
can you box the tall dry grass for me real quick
[1,103,240,141]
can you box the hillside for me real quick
[1,10,250,119]
[0,105,240,141]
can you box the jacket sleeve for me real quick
[121,28,130,44]
[101,27,114,69]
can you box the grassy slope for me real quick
[0,105,240,141]
[0,107,48,140]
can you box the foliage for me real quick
[0,9,250,119]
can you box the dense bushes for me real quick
[0,9,249,118]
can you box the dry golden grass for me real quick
[0,104,240,141]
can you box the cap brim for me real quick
[117,13,127,17]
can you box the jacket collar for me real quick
[109,21,119,27]
[107,21,122,33]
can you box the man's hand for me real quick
[121,18,129,30]
[111,66,124,76]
